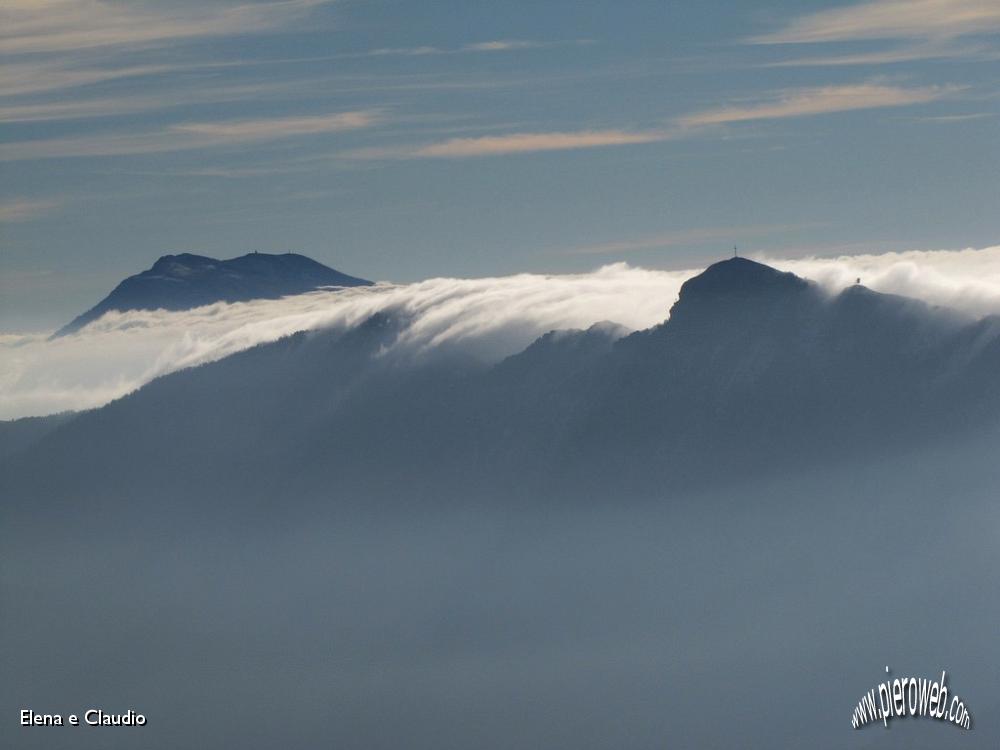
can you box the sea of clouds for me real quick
[2,245,1000,420]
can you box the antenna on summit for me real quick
[733,245,738,258]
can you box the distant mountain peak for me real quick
[665,257,815,324]
[678,257,810,301]
[54,251,373,337]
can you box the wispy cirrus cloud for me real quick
[169,111,376,139]
[0,61,181,99]
[760,41,998,68]
[677,82,952,128]
[0,198,61,223]
[0,70,328,123]
[0,60,601,124]
[752,0,1000,68]
[367,38,592,57]
[0,92,213,124]
[0,0,341,125]
[753,0,1000,44]
[345,81,951,159]
[347,129,673,159]
[0,111,379,161]
[0,0,333,55]
[910,112,997,123]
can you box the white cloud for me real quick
[765,245,1000,316]
[6,246,1000,420]
[754,0,1000,44]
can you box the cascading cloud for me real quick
[1,245,999,420]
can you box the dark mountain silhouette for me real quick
[53,251,373,337]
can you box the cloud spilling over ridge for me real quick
[766,245,1000,316]
[0,265,687,420]
[2,246,1000,420]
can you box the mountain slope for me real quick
[54,251,373,336]
[0,412,75,462]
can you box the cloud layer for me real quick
[3,246,1000,420]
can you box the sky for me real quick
[1,0,999,330]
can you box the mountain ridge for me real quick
[10,256,1000,510]
[53,251,373,337]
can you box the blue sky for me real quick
[1,0,999,329]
